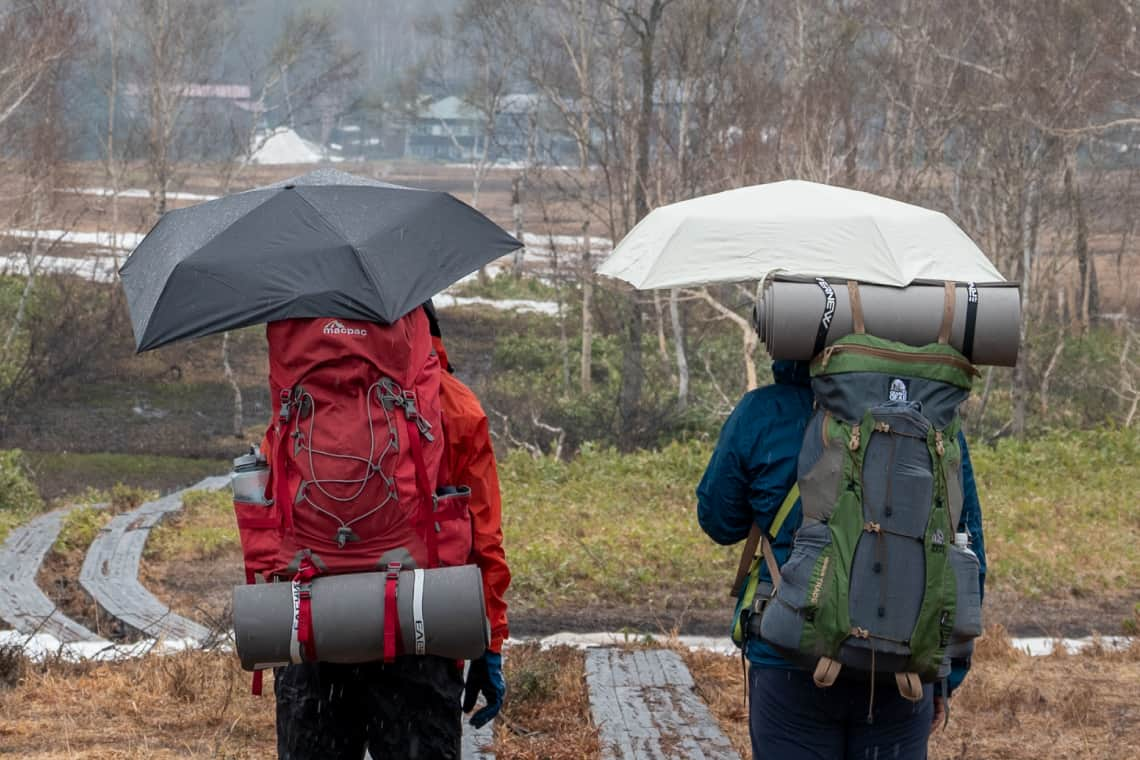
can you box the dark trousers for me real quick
[274,656,464,760]
[750,667,933,760]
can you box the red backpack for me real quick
[233,310,473,584]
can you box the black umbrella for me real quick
[119,169,521,351]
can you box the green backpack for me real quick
[756,334,984,700]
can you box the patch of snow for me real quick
[69,187,219,202]
[433,293,559,316]
[1010,636,1134,657]
[506,632,1137,658]
[250,127,326,165]
[0,631,209,662]
[521,231,612,250]
[0,252,122,283]
[2,628,1133,663]
[514,632,737,654]
[131,402,168,419]
[1,228,145,251]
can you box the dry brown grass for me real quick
[3,631,1136,758]
[685,647,752,758]
[0,650,275,758]
[495,644,600,760]
[0,644,600,759]
[685,625,1140,760]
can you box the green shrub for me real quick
[54,506,111,554]
[0,449,45,542]
[0,449,43,515]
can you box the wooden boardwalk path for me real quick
[3,475,743,760]
[79,476,229,642]
[0,504,108,643]
[586,648,740,760]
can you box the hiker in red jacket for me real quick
[267,304,510,760]
[427,303,512,658]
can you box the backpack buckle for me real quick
[377,378,402,410]
[402,390,419,421]
[401,390,435,441]
[278,389,293,422]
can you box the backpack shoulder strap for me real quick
[729,483,800,597]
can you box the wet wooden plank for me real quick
[0,505,107,642]
[461,720,495,760]
[79,476,229,642]
[586,648,740,760]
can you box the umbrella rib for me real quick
[128,190,282,342]
[866,216,907,287]
[288,186,387,317]
[633,215,692,289]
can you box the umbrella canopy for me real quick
[119,169,520,351]
[597,180,1004,290]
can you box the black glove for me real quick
[463,651,505,728]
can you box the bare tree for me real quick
[0,0,80,371]
[118,0,233,219]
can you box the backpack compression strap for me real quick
[401,390,440,568]
[729,484,800,597]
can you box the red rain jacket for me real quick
[434,337,511,652]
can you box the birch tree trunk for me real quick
[670,288,689,410]
[511,174,525,278]
[221,330,244,438]
[698,288,758,391]
[1012,172,1041,438]
[580,220,594,394]
[653,290,669,361]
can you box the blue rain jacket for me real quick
[697,360,987,694]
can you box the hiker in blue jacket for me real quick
[697,359,987,760]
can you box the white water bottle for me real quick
[231,446,271,505]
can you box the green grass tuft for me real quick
[500,428,1140,609]
[146,489,237,562]
[970,427,1140,597]
[500,439,734,608]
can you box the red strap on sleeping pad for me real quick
[404,412,439,568]
[245,565,264,696]
[384,561,401,662]
[294,560,319,663]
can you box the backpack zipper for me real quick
[818,343,978,376]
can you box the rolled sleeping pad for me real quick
[232,563,490,671]
[754,277,1021,366]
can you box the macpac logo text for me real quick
[323,320,368,336]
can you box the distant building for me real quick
[406,95,485,161]
[120,81,258,161]
[405,93,584,166]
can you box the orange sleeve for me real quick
[440,373,511,652]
